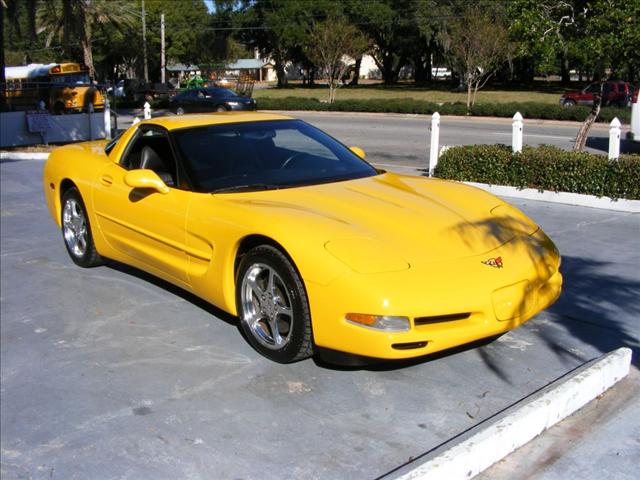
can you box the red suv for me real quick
[560,81,634,108]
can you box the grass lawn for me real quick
[253,83,563,104]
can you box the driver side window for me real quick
[120,129,178,188]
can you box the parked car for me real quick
[170,87,257,114]
[560,81,634,108]
[43,112,562,363]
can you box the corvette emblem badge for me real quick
[481,256,503,268]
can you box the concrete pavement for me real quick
[1,155,638,479]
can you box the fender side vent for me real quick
[392,341,428,350]
[414,313,471,326]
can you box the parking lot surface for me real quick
[1,156,638,479]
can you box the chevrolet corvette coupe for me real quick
[43,112,562,363]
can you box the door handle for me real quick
[100,175,113,186]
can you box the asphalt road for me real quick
[1,154,638,479]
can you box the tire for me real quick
[61,187,103,268]
[215,105,227,112]
[236,245,313,363]
[176,106,185,115]
[563,99,576,107]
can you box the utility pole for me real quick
[160,13,165,84]
[142,0,149,83]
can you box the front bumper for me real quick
[306,229,562,360]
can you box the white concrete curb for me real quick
[465,182,640,213]
[0,151,49,161]
[388,347,632,480]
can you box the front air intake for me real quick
[392,341,428,350]
[414,313,471,326]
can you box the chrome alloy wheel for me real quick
[241,263,294,349]
[62,198,88,258]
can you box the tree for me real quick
[306,16,368,103]
[508,1,581,83]
[240,0,314,87]
[573,0,640,150]
[346,0,415,85]
[38,0,135,78]
[439,6,513,109]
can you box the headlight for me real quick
[345,313,410,332]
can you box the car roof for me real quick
[137,112,294,131]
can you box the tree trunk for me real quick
[349,56,362,86]
[560,53,570,85]
[466,77,472,110]
[273,50,288,88]
[574,80,604,151]
[62,0,73,55]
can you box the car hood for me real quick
[221,172,538,269]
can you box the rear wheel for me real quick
[215,105,227,112]
[236,245,313,363]
[61,187,103,268]
[176,106,185,115]
[562,99,576,107]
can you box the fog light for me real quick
[345,313,410,332]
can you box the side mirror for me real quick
[350,146,366,159]
[124,169,170,194]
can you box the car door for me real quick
[92,125,191,286]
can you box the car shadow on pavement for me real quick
[105,259,238,327]
[546,255,640,367]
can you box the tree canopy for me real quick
[2,0,638,86]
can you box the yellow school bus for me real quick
[4,62,104,114]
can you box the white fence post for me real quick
[608,117,621,160]
[144,101,151,120]
[512,112,523,153]
[631,100,640,141]
[429,112,440,177]
[103,97,111,140]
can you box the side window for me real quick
[120,129,178,188]
[603,83,613,94]
[585,84,599,93]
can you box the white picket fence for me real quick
[427,111,625,175]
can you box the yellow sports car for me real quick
[43,112,562,363]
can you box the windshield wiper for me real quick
[211,183,280,193]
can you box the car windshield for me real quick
[172,119,378,193]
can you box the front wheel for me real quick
[236,245,313,363]
[562,99,576,107]
[176,106,185,115]
[61,187,103,268]
[215,105,227,112]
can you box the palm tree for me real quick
[39,0,135,78]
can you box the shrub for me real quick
[434,144,640,200]
[257,97,631,123]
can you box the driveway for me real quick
[1,156,638,479]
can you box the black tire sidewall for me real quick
[61,187,101,268]
[236,246,312,363]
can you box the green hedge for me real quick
[257,96,630,123]
[433,144,640,200]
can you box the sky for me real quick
[204,0,215,13]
